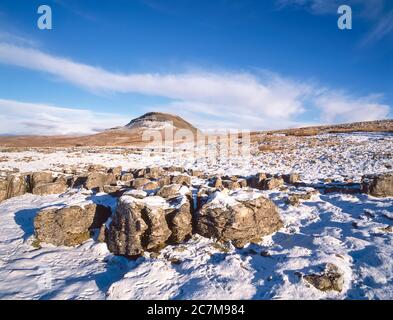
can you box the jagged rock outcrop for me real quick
[32,178,68,196]
[30,172,54,189]
[107,192,193,257]
[283,173,300,184]
[362,173,393,198]
[156,184,182,199]
[196,190,283,248]
[34,204,112,246]
[304,263,344,292]
[171,174,191,186]
[85,172,117,191]
[0,174,28,202]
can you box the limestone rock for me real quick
[196,190,283,248]
[165,196,193,243]
[107,194,192,257]
[171,174,191,186]
[248,173,267,189]
[32,178,68,196]
[222,180,240,190]
[107,196,169,256]
[108,166,122,178]
[283,173,300,184]
[4,174,27,200]
[120,172,134,182]
[34,204,112,246]
[30,172,53,189]
[304,263,344,292]
[85,172,117,191]
[362,173,393,198]
[132,178,150,189]
[262,177,284,190]
[156,184,182,199]
[142,181,159,191]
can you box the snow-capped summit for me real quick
[124,112,199,132]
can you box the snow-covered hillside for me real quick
[0,132,392,300]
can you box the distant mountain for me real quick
[0,112,201,147]
[124,112,199,133]
[0,115,391,147]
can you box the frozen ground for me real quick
[0,132,392,300]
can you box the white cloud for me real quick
[314,92,390,123]
[0,42,390,133]
[0,99,131,135]
[0,43,310,121]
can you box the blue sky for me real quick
[0,0,392,134]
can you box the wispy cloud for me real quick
[0,99,131,135]
[0,42,390,133]
[0,31,38,47]
[276,0,393,45]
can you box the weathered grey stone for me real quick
[6,174,27,199]
[32,179,68,196]
[143,181,159,191]
[171,174,191,186]
[34,204,112,246]
[107,196,169,256]
[304,263,344,292]
[120,172,134,182]
[283,173,300,184]
[156,184,182,199]
[165,196,193,243]
[87,164,107,173]
[133,167,164,179]
[222,180,241,190]
[30,172,53,189]
[196,191,283,248]
[108,166,122,178]
[248,173,267,189]
[212,177,223,189]
[107,194,192,257]
[262,177,284,190]
[132,177,150,189]
[0,179,8,202]
[85,172,117,191]
[157,176,171,187]
[362,173,393,198]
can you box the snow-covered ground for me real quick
[0,132,392,300]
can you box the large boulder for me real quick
[34,204,112,246]
[283,173,300,185]
[196,190,283,248]
[156,184,182,199]
[362,173,393,198]
[0,174,28,202]
[133,167,164,179]
[107,193,193,257]
[262,177,284,190]
[32,175,68,196]
[30,172,53,190]
[108,166,122,179]
[32,180,68,196]
[131,178,150,189]
[247,173,267,189]
[171,174,191,186]
[85,172,117,191]
[0,179,7,202]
